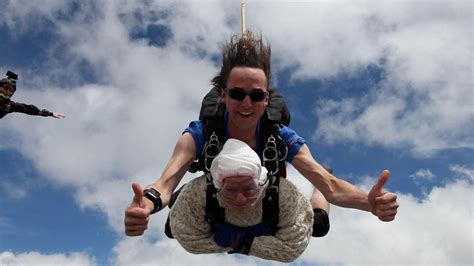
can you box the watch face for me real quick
[144,188,162,214]
[145,188,160,198]
[145,191,157,199]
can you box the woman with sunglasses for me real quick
[125,31,398,238]
[0,71,65,119]
[168,138,314,262]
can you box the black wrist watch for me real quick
[143,188,163,214]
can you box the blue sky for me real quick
[0,0,472,265]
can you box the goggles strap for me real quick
[0,93,10,100]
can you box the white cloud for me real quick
[450,164,474,182]
[101,167,474,265]
[287,167,473,265]
[112,237,270,266]
[262,0,474,157]
[300,179,473,265]
[3,173,472,265]
[1,0,69,35]
[0,251,95,266]
[1,1,473,265]
[410,168,436,182]
[1,0,217,200]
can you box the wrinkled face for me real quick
[219,175,259,212]
[222,67,269,132]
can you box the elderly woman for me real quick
[168,138,320,262]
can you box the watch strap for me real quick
[143,188,163,214]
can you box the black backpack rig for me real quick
[190,86,290,177]
[165,86,291,240]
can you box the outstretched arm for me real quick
[291,144,399,221]
[148,132,197,206]
[124,132,196,236]
[9,101,64,118]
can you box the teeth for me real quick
[239,111,252,116]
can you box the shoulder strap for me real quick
[260,119,288,178]
[200,114,225,173]
[199,86,222,120]
[192,87,225,173]
[205,174,225,226]
[266,88,291,126]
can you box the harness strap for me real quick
[262,175,280,232]
[166,174,281,239]
[206,174,280,235]
[192,87,290,176]
[265,89,291,126]
[199,103,226,173]
[205,174,225,226]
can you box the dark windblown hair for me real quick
[212,31,272,91]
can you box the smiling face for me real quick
[219,175,260,212]
[222,66,269,134]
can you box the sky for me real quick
[0,0,472,265]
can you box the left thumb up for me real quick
[368,170,390,211]
[372,170,390,194]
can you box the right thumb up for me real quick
[131,182,146,208]
[125,182,150,236]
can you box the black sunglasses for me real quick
[225,88,268,102]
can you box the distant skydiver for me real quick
[0,71,65,119]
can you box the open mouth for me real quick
[239,111,253,117]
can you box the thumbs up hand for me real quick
[130,183,146,209]
[124,183,152,236]
[368,170,399,222]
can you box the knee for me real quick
[312,208,330,237]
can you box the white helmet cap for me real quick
[210,138,268,189]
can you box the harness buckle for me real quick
[203,132,222,171]
[263,135,279,175]
[266,175,279,194]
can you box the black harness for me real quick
[191,86,290,177]
[204,173,280,234]
[165,86,291,241]
[165,173,281,243]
